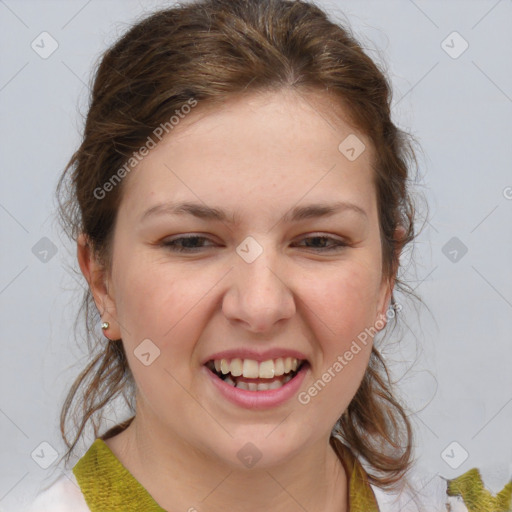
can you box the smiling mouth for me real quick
[205,357,308,391]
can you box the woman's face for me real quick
[92,89,393,468]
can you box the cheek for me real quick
[111,259,205,410]
[304,260,383,341]
[296,265,380,426]
[112,253,216,367]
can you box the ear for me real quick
[375,225,406,330]
[77,233,121,340]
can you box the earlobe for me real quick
[77,234,121,340]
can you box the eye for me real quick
[161,235,215,252]
[294,235,347,252]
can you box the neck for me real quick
[105,413,348,512]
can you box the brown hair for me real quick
[58,0,418,490]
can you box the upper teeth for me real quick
[213,357,300,378]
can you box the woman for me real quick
[27,0,509,510]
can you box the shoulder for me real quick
[370,469,471,512]
[24,472,90,512]
[371,466,512,512]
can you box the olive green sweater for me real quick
[72,437,380,511]
[26,436,507,511]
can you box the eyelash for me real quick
[161,235,348,253]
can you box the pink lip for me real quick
[202,362,309,410]
[201,348,309,365]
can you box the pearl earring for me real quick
[101,321,110,330]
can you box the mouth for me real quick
[205,357,308,391]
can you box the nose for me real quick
[222,244,296,333]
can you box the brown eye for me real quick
[162,235,215,252]
[294,235,347,252]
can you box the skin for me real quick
[78,88,398,512]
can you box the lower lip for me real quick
[203,363,309,410]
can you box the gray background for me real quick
[1,0,511,509]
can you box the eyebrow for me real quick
[140,200,368,224]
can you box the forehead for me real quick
[119,89,377,224]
